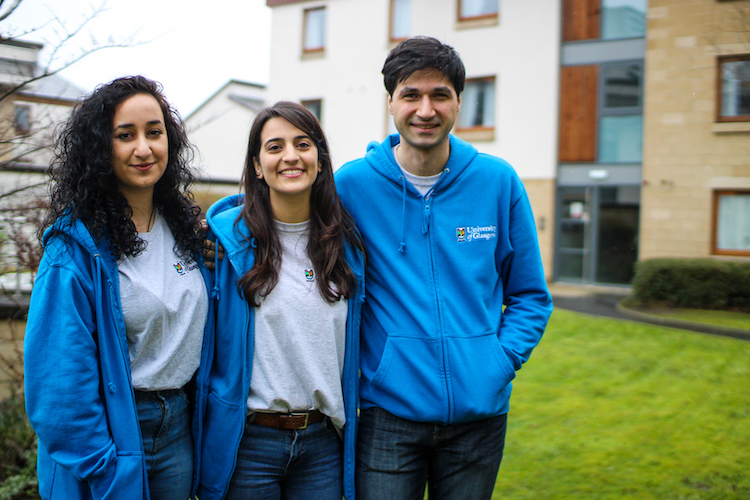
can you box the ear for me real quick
[253,158,263,178]
[387,95,393,115]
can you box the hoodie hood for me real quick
[364,133,479,193]
[205,194,257,284]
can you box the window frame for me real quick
[389,0,411,42]
[301,99,323,123]
[457,0,499,22]
[302,6,326,54]
[456,76,496,132]
[13,104,31,136]
[712,189,750,256]
[716,54,750,123]
[596,59,644,164]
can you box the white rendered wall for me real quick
[268,0,560,181]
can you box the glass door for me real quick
[556,187,592,282]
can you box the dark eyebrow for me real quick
[398,86,453,96]
[113,119,164,131]
[264,134,313,146]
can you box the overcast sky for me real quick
[6,0,272,116]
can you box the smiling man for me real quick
[335,37,553,500]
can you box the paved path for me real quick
[549,283,750,341]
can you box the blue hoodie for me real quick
[335,134,552,425]
[24,217,214,500]
[196,194,364,500]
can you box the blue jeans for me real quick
[356,408,508,500]
[135,388,193,500]
[225,417,343,500]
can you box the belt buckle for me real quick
[290,412,310,430]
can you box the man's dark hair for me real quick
[382,36,466,97]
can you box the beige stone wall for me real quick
[641,0,750,261]
[522,178,556,282]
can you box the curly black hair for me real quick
[43,75,201,260]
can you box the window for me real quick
[598,61,643,163]
[717,55,750,122]
[713,190,750,256]
[458,77,495,130]
[390,0,411,41]
[303,7,326,53]
[301,99,323,122]
[601,0,647,40]
[458,0,499,20]
[13,105,30,135]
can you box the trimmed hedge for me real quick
[631,258,750,311]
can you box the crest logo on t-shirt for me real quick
[456,227,466,242]
[174,262,185,275]
[305,269,315,282]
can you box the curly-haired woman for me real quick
[24,76,213,500]
[196,101,365,500]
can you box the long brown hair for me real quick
[237,101,364,306]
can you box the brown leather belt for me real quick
[251,410,325,430]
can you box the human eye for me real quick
[148,128,164,137]
[296,140,312,149]
[115,131,132,140]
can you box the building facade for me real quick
[266,0,560,279]
[640,0,750,263]
[264,0,750,285]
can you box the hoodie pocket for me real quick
[368,336,444,422]
[444,332,516,421]
[199,391,245,495]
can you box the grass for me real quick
[493,308,750,499]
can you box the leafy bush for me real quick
[630,258,750,311]
[0,393,38,500]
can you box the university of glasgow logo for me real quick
[456,227,466,242]
[305,269,315,282]
[173,262,185,275]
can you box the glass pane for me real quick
[460,0,499,18]
[558,252,584,280]
[596,187,640,284]
[602,63,642,109]
[302,100,322,121]
[391,0,411,39]
[721,60,750,118]
[602,0,646,40]
[717,194,750,251]
[560,221,585,248]
[304,8,326,50]
[458,79,495,128]
[598,115,643,163]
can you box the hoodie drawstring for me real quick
[398,177,407,253]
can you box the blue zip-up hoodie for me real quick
[196,194,364,500]
[335,134,552,425]
[24,217,214,500]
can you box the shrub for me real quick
[631,258,750,311]
[0,393,38,500]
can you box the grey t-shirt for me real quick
[118,212,208,391]
[247,220,348,429]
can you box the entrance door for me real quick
[555,185,640,284]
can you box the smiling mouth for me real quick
[280,169,305,176]
[132,163,154,170]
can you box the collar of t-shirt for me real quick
[392,144,443,197]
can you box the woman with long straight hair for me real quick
[24,76,213,500]
[197,101,365,500]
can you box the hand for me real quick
[199,219,224,270]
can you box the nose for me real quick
[133,134,152,158]
[282,147,299,163]
[416,96,436,120]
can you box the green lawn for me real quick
[640,308,750,331]
[494,309,750,499]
